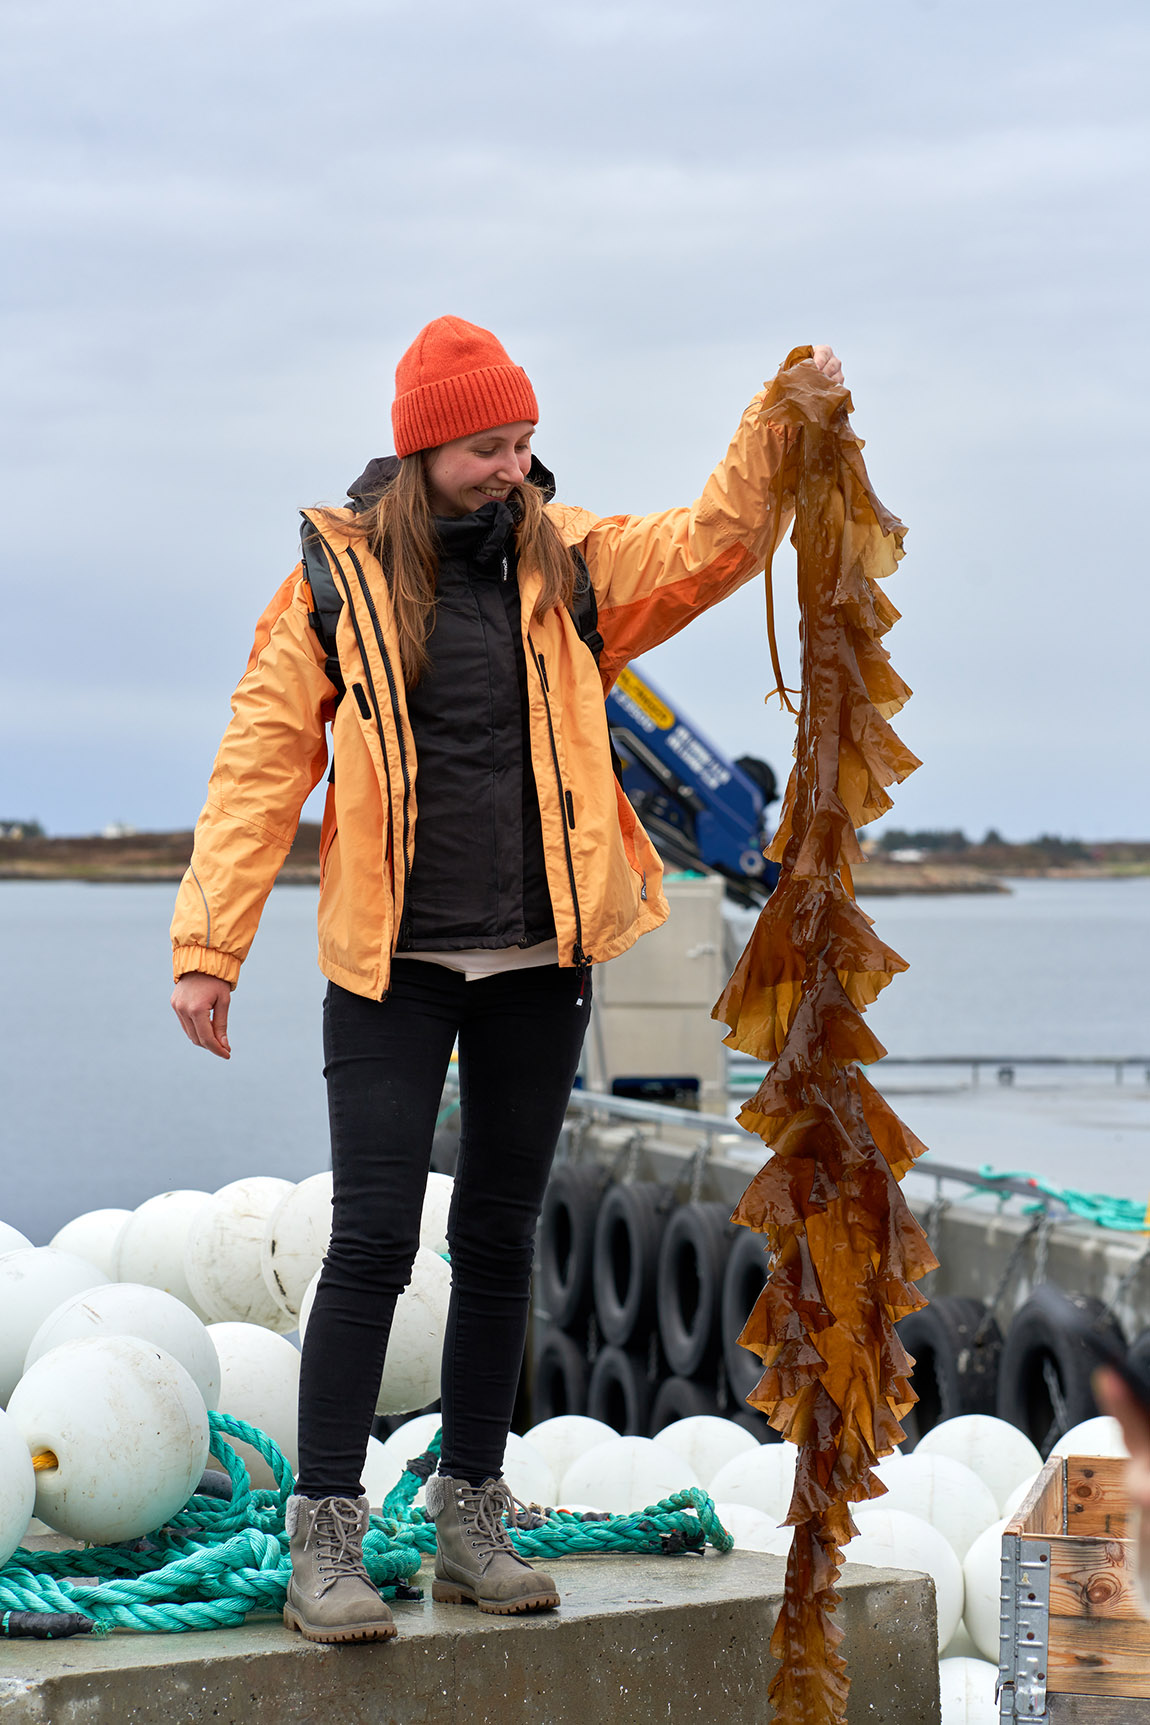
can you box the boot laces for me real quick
[304,1497,369,1595]
[460,1480,523,1561]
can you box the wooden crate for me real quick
[1001,1453,1150,1720]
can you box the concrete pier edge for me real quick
[0,1550,940,1724]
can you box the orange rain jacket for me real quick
[170,389,796,999]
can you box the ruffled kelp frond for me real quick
[712,348,934,1725]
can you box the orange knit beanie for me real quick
[391,315,538,457]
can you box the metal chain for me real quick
[924,1194,951,1263]
[1034,1211,1052,1287]
[684,1142,710,1206]
[972,1211,1045,1345]
[1103,1243,1150,1322]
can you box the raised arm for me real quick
[577,347,842,686]
[169,565,333,1007]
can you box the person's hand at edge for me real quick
[1094,1366,1150,1608]
[171,972,233,1059]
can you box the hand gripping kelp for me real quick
[0,1412,731,1636]
[713,349,936,1725]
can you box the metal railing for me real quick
[728,1054,1150,1087]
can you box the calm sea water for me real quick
[2,876,1148,1240]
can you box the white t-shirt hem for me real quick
[393,938,560,983]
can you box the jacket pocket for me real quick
[613,778,646,885]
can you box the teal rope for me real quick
[974,1164,1150,1232]
[0,1417,729,1633]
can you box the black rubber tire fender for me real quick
[895,1296,1003,1451]
[592,1182,670,1349]
[656,1202,735,1379]
[586,1344,651,1435]
[537,1164,606,1331]
[996,1291,1126,1456]
[648,1375,718,1433]
[531,1325,589,1423]
[721,1227,772,1405]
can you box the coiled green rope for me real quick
[0,1413,730,1635]
[973,1164,1150,1232]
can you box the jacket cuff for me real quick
[172,945,241,988]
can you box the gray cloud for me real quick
[3,0,1147,838]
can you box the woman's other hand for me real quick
[1094,1366,1150,1609]
[809,345,844,387]
[171,972,233,1059]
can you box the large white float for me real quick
[185,1178,296,1333]
[0,1248,109,1406]
[25,1282,220,1410]
[113,1190,214,1321]
[5,1335,209,1544]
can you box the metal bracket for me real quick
[998,1532,1051,1721]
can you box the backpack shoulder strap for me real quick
[300,517,346,704]
[568,547,603,665]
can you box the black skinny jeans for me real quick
[296,961,591,1497]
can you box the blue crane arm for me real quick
[605,665,780,907]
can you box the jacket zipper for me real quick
[344,542,414,917]
[313,531,401,976]
[528,641,591,1002]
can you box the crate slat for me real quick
[1049,1535,1143,1622]
[1047,1617,1150,1698]
[1048,1694,1150,1720]
[1065,1458,1133,1539]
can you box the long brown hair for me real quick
[319,455,576,687]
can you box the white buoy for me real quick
[961,1518,1009,1662]
[938,1656,999,1725]
[652,1416,758,1488]
[0,1223,33,1257]
[1001,1473,1039,1521]
[500,1434,555,1506]
[1049,1415,1129,1459]
[49,1209,133,1278]
[871,1451,1000,1560]
[560,1436,701,1515]
[0,1248,109,1406]
[0,1406,36,1567]
[260,1173,333,1323]
[845,1507,964,1651]
[708,1442,797,1519]
[185,1178,296,1332]
[113,1190,213,1320]
[208,1322,301,1489]
[6,1336,209,1544]
[712,1500,782,1551]
[420,1174,454,1258]
[372,1414,443,1508]
[916,1415,1043,1513]
[25,1282,220,1410]
[299,1245,451,1417]
[523,1415,618,1489]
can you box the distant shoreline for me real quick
[3,827,1148,892]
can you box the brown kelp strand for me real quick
[713,349,936,1725]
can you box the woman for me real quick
[171,315,842,1643]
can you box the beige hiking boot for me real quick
[283,1494,397,1643]
[425,1474,560,1615]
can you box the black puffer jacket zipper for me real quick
[528,640,592,1000]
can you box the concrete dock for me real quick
[0,1551,939,1724]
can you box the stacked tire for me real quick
[533,1166,774,1440]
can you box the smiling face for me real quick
[423,421,536,518]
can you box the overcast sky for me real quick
[3,0,1147,841]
